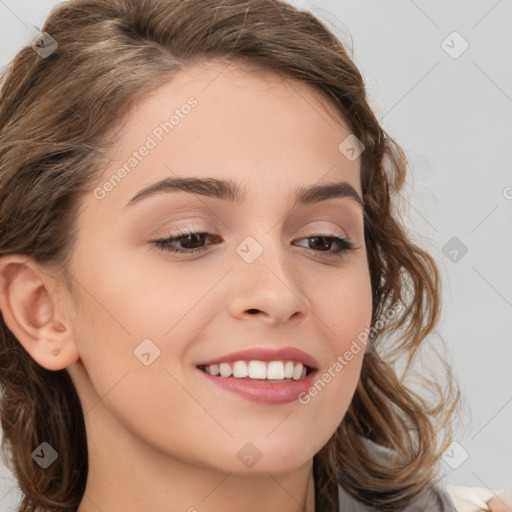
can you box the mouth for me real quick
[197,359,315,382]
[195,346,319,404]
[196,360,318,405]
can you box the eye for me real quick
[153,227,220,254]
[152,228,357,259]
[294,234,356,259]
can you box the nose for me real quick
[227,237,311,326]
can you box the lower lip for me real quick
[197,368,318,405]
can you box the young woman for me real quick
[0,1,507,511]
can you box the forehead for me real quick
[127,58,350,131]
[90,59,361,215]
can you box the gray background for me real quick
[1,0,511,509]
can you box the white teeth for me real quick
[267,361,285,380]
[232,361,248,378]
[248,360,267,379]
[284,361,294,378]
[292,362,303,381]
[219,363,232,377]
[202,360,310,380]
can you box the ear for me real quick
[0,255,80,371]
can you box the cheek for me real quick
[315,261,373,352]
[67,247,230,426]
[301,261,372,416]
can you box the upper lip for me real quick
[196,346,319,370]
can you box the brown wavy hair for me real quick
[0,0,462,511]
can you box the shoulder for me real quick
[445,486,512,512]
[335,439,509,511]
[336,479,457,511]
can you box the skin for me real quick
[0,60,374,512]
[486,497,512,512]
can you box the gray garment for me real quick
[335,439,457,511]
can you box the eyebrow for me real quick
[123,176,364,209]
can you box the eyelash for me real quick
[152,227,357,259]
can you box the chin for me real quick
[206,440,317,475]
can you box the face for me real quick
[64,60,373,474]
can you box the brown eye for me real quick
[153,229,220,254]
[152,229,356,259]
[295,235,356,259]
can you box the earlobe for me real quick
[0,255,80,371]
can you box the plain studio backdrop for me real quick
[0,0,511,509]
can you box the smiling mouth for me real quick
[196,360,314,381]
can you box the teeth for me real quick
[292,362,303,381]
[248,360,267,379]
[233,361,248,378]
[284,361,294,378]
[267,361,284,380]
[202,360,310,381]
[219,363,232,377]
